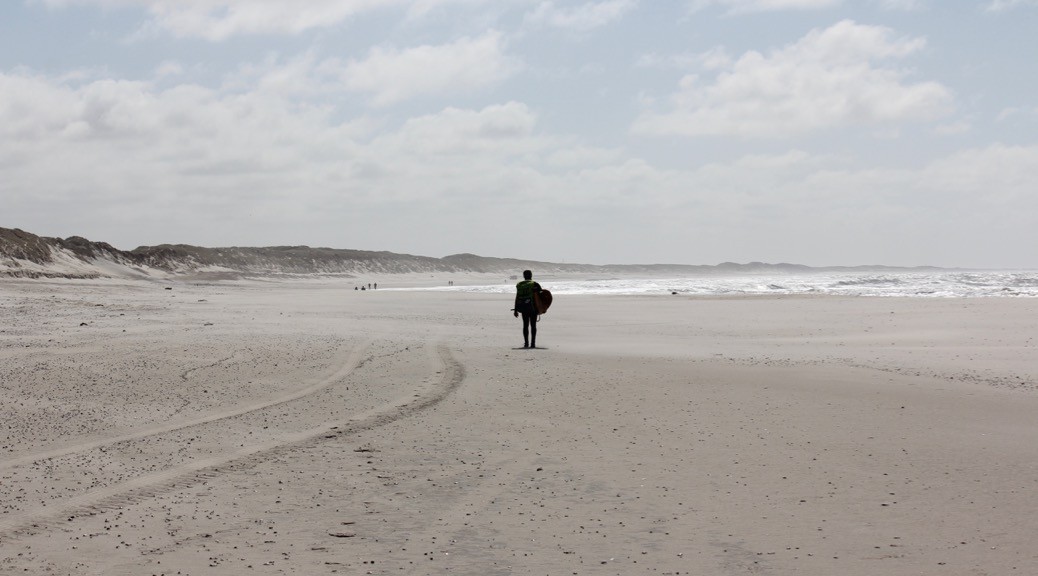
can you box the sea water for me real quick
[410,271,1038,298]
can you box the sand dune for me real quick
[1,278,1037,575]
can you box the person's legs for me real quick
[522,311,537,348]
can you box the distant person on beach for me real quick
[513,270,542,349]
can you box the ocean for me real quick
[413,270,1038,298]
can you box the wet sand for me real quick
[2,278,1037,575]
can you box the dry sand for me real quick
[1,277,1037,575]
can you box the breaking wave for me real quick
[411,271,1038,298]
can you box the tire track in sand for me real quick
[0,339,375,471]
[0,343,465,540]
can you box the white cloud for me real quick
[32,0,508,40]
[687,0,928,14]
[374,102,539,156]
[35,0,394,40]
[935,120,971,135]
[637,47,733,70]
[545,146,624,168]
[985,0,1038,11]
[221,33,521,107]
[228,51,350,100]
[915,144,1038,211]
[525,0,638,32]
[153,61,185,79]
[662,144,1038,266]
[5,63,1037,266]
[876,0,926,9]
[340,32,521,106]
[687,0,840,15]
[632,20,954,138]
[0,66,562,236]
[996,106,1038,122]
[0,68,368,216]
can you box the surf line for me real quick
[0,338,376,471]
[0,343,465,540]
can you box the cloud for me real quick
[0,67,368,219]
[934,120,971,135]
[32,0,504,40]
[2,59,1033,267]
[0,65,567,244]
[372,101,540,158]
[637,47,733,70]
[985,0,1038,11]
[915,146,1038,231]
[545,145,625,168]
[876,0,926,9]
[339,31,521,106]
[658,144,1038,266]
[0,65,687,258]
[5,0,1036,270]
[221,32,521,107]
[687,0,840,15]
[996,106,1038,122]
[34,0,391,40]
[525,0,638,32]
[632,20,954,138]
[687,0,928,14]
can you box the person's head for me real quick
[523,269,532,280]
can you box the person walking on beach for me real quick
[513,269,542,349]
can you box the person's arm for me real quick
[514,288,520,317]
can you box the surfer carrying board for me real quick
[513,269,543,349]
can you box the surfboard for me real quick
[534,289,552,315]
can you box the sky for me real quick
[1,0,1037,268]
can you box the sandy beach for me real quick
[2,277,1037,575]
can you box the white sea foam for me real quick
[403,271,1038,298]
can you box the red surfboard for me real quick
[534,289,552,315]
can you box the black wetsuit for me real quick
[515,280,540,348]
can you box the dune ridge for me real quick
[1,226,941,280]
